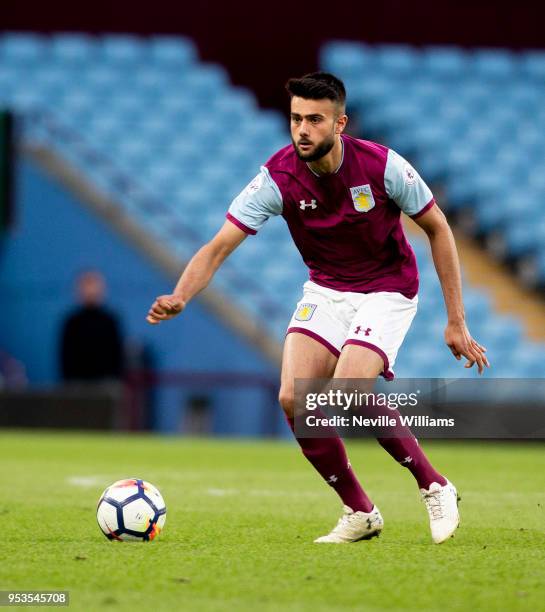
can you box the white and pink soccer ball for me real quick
[96,479,166,542]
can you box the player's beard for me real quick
[292,133,336,162]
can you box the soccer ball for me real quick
[96,478,166,542]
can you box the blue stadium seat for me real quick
[520,50,545,80]
[130,67,181,96]
[420,46,469,79]
[471,49,517,81]
[0,33,47,64]
[351,76,398,108]
[517,123,545,154]
[212,89,257,122]
[51,33,96,63]
[374,44,421,76]
[479,316,524,346]
[148,36,196,67]
[31,67,80,104]
[0,66,19,104]
[320,41,371,80]
[180,65,229,100]
[504,219,542,258]
[473,193,525,233]
[464,291,494,325]
[99,35,145,65]
[436,100,474,129]
[157,93,195,117]
[83,66,126,95]
[505,82,543,112]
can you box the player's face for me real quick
[290,97,345,162]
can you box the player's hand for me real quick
[444,320,490,375]
[146,294,186,325]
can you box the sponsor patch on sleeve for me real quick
[403,163,417,186]
[245,173,264,194]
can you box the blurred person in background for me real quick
[60,270,125,382]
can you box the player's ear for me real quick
[335,113,348,134]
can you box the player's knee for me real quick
[278,387,294,418]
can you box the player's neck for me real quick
[307,135,344,176]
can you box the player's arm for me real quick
[385,148,489,374]
[146,167,282,325]
[146,221,247,325]
[413,204,490,374]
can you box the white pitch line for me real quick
[67,476,106,488]
[206,488,237,496]
[204,487,322,498]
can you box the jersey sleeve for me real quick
[384,149,435,218]
[226,166,283,235]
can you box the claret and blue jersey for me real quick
[227,134,435,298]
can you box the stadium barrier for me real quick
[124,369,279,435]
[0,370,279,434]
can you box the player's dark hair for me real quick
[285,72,346,108]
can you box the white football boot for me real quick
[420,480,460,544]
[314,505,384,543]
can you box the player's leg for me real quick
[334,343,447,490]
[280,332,375,514]
[280,332,383,543]
[335,292,459,543]
[281,283,384,542]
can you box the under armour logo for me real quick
[400,456,413,465]
[354,326,371,336]
[300,199,317,210]
[366,517,373,529]
[327,474,338,484]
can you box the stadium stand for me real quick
[321,41,545,290]
[321,41,545,375]
[2,32,545,377]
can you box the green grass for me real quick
[1,432,544,611]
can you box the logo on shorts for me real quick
[354,326,372,336]
[295,303,317,321]
[350,184,375,212]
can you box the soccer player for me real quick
[146,72,489,544]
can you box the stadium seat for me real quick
[99,35,146,65]
[374,44,421,76]
[520,50,545,80]
[320,41,372,79]
[0,33,47,63]
[420,46,469,79]
[51,33,96,63]
[148,35,196,67]
[471,49,518,80]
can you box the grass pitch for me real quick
[1,431,544,611]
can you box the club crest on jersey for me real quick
[295,303,317,321]
[350,184,375,213]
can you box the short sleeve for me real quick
[226,167,283,234]
[384,149,435,218]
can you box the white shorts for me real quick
[286,280,418,380]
